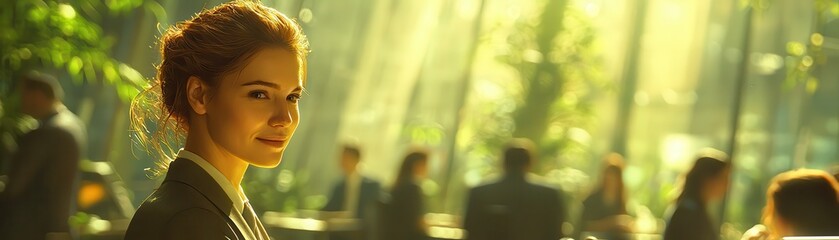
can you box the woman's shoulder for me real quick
[126,181,233,239]
[137,180,216,213]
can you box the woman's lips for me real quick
[256,137,287,148]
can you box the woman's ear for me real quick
[186,76,209,115]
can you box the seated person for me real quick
[742,169,839,240]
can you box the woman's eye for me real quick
[249,91,269,99]
[287,94,301,103]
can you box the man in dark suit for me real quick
[463,138,567,240]
[0,72,87,240]
[323,144,381,237]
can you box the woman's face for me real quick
[603,170,620,193]
[414,159,429,179]
[707,167,731,200]
[204,47,303,167]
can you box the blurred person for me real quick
[463,138,566,240]
[322,144,381,238]
[124,1,309,239]
[0,71,87,240]
[577,153,632,240]
[384,149,430,240]
[741,169,839,240]
[663,149,731,240]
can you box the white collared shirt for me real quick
[343,172,362,215]
[177,149,267,240]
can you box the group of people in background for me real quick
[2,73,839,240]
[2,72,839,240]
[1,1,838,239]
[322,139,567,240]
[665,150,839,240]
[322,139,839,240]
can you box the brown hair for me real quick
[762,169,839,238]
[596,153,628,214]
[130,0,309,174]
[343,144,362,161]
[394,149,429,187]
[678,148,729,205]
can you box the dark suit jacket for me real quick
[125,158,245,240]
[0,108,86,239]
[463,175,566,240]
[384,182,426,240]
[322,176,381,219]
[663,199,717,240]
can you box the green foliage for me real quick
[751,0,839,94]
[0,0,161,162]
[463,0,607,174]
[0,0,151,102]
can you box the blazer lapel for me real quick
[164,158,246,240]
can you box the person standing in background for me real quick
[384,149,431,240]
[323,144,381,238]
[0,71,87,240]
[663,149,731,240]
[464,139,566,240]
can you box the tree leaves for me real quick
[1,0,148,103]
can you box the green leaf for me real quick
[103,61,119,83]
[117,83,139,102]
[18,48,32,60]
[67,56,83,76]
[51,49,65,67]
[84,58,97,83]
[27,5,48,23]
[118,63,145,87]
[57,4,77,19]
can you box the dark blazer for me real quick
[322,176,381,219]
[577,190,629,240]
[663,199,717,240]
[463,175,566,240]
[125,158,244,240]
[0,108,86,239]
[384,182,426,240]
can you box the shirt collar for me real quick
[177,149,247,213]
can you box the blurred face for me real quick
[20,88,50,118]
[204,47,303,167]
[340,151,359,175]
[603,170,620,193]
[414,159,429,179]
[706,167,731,200]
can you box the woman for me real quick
[663,149,730,240]
[578,153,633,240]
[385,150,430,240]
[125,1,309,239]
[743,169,839,240]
